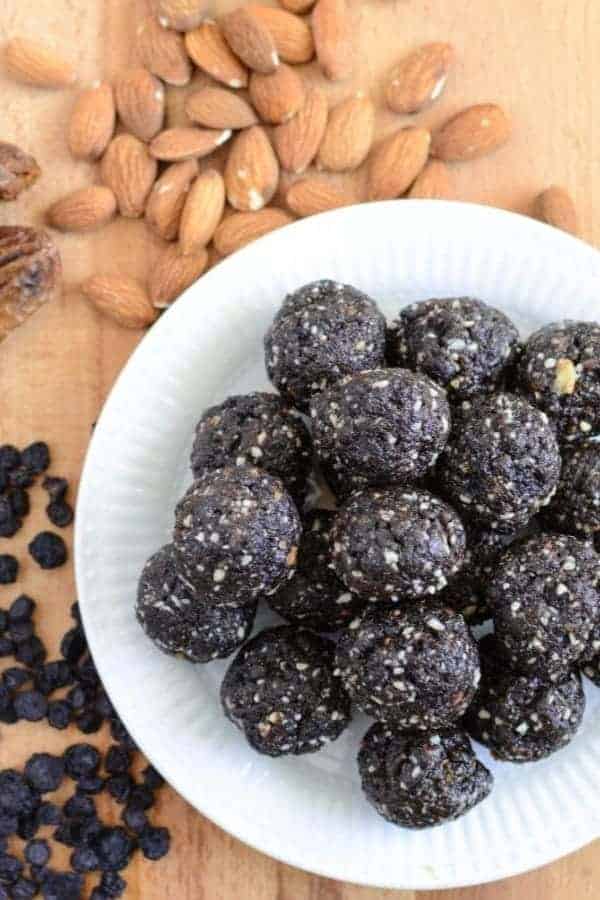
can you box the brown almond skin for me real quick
[273,86,328,174]
[185,21,249,89]
[5,38,76,88]
[151,0,208,31]
[286,177,354,217]
[150,243,208,308]
[312,0,352,81]
[224,125,279,211]
[185,87,258,130]
[68,82,116,161]
[407,160,454,200]
[431,104,511,161]
[221,7,279,74]
[248,6,315,64]
[179,169,226,255]
[82,275,157,329]
[136,15,192,87]
[149,127,232,162]
[385,43,455,114]
[214,208,293,256]
[367,127,431,200]
[249,65,306,125]
[47,185,118,233]
[0,226,61,341]
[145,160,200,241]
[0,142,41,201]
[114,68,165,143]
[534,186,578,235]
[100,134,158,219]
[317,94,375,172]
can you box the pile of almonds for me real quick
[2,0,579,331]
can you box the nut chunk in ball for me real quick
[387,297,519,400]
[488,533,600,676]
[516,320,600,443]
[190,392,312,506]
[310,368,450,497]
[358,724,493,828]
[466,636,585,762]
[136,544,256,663]
[335,603,480,729]
[174,467,301,606]
[331,487,465,601]
[439,392,561,530]
[264,279,386,412]
[221,625,352,756]
[545,444,600,537]
[580,621,600,686]
[267,510,366,632]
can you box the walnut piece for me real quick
[0,142,41,201]
[0,226,61,341]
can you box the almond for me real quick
[5,37,76,88]
[385,43,454,115]
[214,208,293,256]
[114,68,165,143]
[47,185,117,233]
[280,0,316,13]
[534,185,578,235]
[224,125,279,211]
[249,65,306,125]
[185,21,249,89]
[150,0,208,31]
[367,127,431,200]
[67,82,116,161]
[82,275,157,329]
[149,127,232,162]
[221,7,279,74]
[100,134,158,218]
[248,6,314,64]
[180,169,226,254]
[145,159,199,241]
[185,87,257,130]
[431,104,511,161]
[407,160,454,199]
[312,0,352,81]
[273,86,328,173]
[136,15,192,87]
[286,177,355,217]
[317,94,375,172]
[149,243,208,308]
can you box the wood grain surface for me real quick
[1,0,599,897]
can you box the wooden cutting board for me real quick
[1,0,599,897]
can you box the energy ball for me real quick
[438,392,561,530]
[331,487,466,601]
[580,621,600,686]
[545,444,600,536]
[309,368,451,497]
[516,320,600,443]
[136,544,256,663]
[358,724,493,828]
[488,533,600,676]
[335,603,480,729]
[267,510,366,632]
[221,625,352,756]
[190,392,312,506]
[466,636,585,762]
[264,280,386,412]
[387,297,519,400]
[173,466,301,606]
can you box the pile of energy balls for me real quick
[136,280,600,829]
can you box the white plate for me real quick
[75,201,600,890]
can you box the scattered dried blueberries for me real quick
[28,533,67,571]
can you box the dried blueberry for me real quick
[77,657,99,687]
[0,638,13,659]
[71,846,99,874]
[109,717,136,751]
[8,596,35,623]
[40,870,83,900]
[35,803,61,827]
[0,701,16,725]
[47,502,74,529]
[21,442,50,475]
[76,710,103,735]
[35,661,72,695]
[122,804,147,833]
[94,691,113,720]
[25,839,51,867]
[0,815,17,839]
[0,771,37,816]
[47,700,71,730]
[0,557,18,585]
[128,785,153,811]
[28,532,67,570]
[11,877,37,899]
[0,498,20,538]
[2,667,30,691]
[24,754,64,793]
[93,827,135,871]
[0,611,6,633]
[42,477,68,504]
[8,622,33,643]
[8,466,35,489]
[142,765,163,791]
[14,690,48,722]
[64,744,100,780]
[66,687,86,711]
[60,628,86,665]
[15,637,46,667]
[8,488,30,519]
[64,794,95,820]
[105,747,129,776]
[0,446,21,472]
[98,872,126,898]
[105,775,132,805]
[0,853,22,885]
[138,825,170,861]
[76,774,104,795]
[16,814,39,841]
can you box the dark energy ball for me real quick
[267,510,366,632]
[309,367,450,497]
[190,392,312,506]
[466,635,585,762]
[545,444,600,537]
[264,279,386,412]
[221,625,351,756]
[334,603,480,729]
[136,544,257,663]
[580,621,600,686]
[331,487,466,601]
[387,296,519,400]
[488,533,600,676]
[438,392,561,530]
[516,319,600,444]
[358,724,492,828]
[173,466,301,606]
